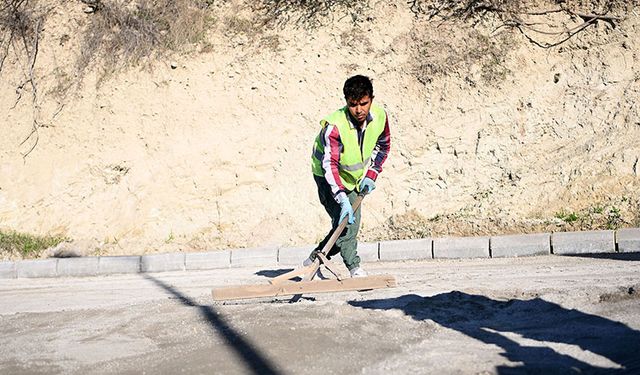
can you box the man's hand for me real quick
[359,177,376,195]
[339,199,355,225]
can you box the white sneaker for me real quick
[350,267,368,278]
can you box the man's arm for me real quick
[320,124,348,203]
[366,112,391,181]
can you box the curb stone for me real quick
[0,261,16,279]
[552,230,615,255]
[57,257,99,277]
[185,251,230,270]
[141,253,185,273]
[1,228,638,279]
[433,236,490,259]
[16,259,58,278]
[230,246,278,268]
[616,228,640,253]
[99,256,141,274]
[357,242,379,262]
[278,246,314,266]
[379,238,432,261]
[491,233,551,258]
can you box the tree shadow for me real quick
[143,274,282,375]
[349,291,640,374]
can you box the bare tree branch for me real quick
[19,16,42,160]
[512,16,598,49]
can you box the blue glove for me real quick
[339,199,355,225]
[359,177,376,195]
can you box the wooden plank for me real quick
[268,264,316,285]
[316,253,344,280]
[302,262,320,281]
[211,274,396,301]
[267,194,364,286]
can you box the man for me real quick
[304,75,391,277]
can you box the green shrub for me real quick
[555,211,580,223]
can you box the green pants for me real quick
[309,175,362,270]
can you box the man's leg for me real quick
[309,176,362,271]
[334,189,361,271]
[308,176,341,260]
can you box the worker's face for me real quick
[346,95,373,125]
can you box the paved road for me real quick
[1,254,639,374]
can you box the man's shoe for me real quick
[302,257,314,267]
[350,267,368,278]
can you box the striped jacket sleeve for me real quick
[366,111,391,181]
[319,124,348,204]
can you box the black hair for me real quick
[343,75,373,101]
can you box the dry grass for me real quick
[0,0,39,73]
[409,0,630,20]
[78,0,213,80]
[251,0,370,29]
[407,0,631,86]
[561,0,632,12]
[408,0,524,21]
[405,1,525,87]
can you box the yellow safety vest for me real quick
[311,103,386,191]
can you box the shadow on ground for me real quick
[143,274,282,375]
[255,269,294,278]
[563,252,640,262]
[349,291,640,374]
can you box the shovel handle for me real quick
[318,193,365,256]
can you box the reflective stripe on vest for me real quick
[312,149,371,172]
[311,103,386,191]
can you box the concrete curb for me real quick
[99,256,141,275]
[433,236,490,259]
[552,230,615,255]
[0,261,16,279]
[491,233,551,258]
[186,251,230,270]
[617,228,640,253]
[357,242,379,262]
[141,253,186,273]
[1,227,638,279]
[58,257,99,277]
[16,259,58,278]
[230,246,278,268]
[379,238,432,261]
[278,245,314,266]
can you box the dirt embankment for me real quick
[0,0,639,259]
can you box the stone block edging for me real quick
[551,230,615,255]
[379,238,432,261]
[616,228,640,253]
[0,261,16,279]
[491,233,551,258]
[434,236,490,259]
[0,228,637,279]
[99,256,141,275]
